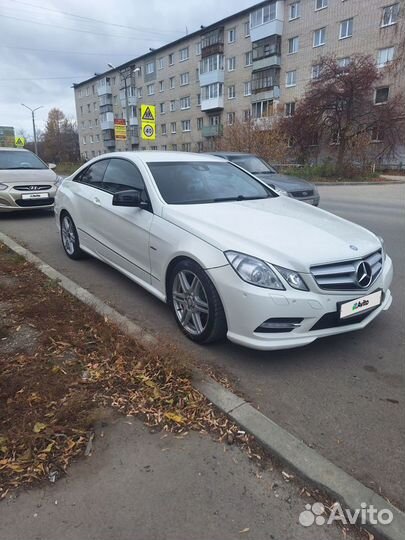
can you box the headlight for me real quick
[55,176,64,188]
[225,251,285,290]
[0,183,8,191]
[274,265,309,291]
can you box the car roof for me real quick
[209,152,255,158]
[99,151,226,164]
[0,147,30,152]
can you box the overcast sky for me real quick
[0,0,259,138]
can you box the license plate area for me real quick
[339,290,382,320]
[21,193,49,200]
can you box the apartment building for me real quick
[74,0,403,159]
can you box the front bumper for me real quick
[0,186,57,212]
[292,194,320,206]
[207,255,393,351]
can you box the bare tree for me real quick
[40,108,80,163]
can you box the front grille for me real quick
[311,250,383,291]
[14,185,52,191]
[16,197,54,207]
[290,189,314,198]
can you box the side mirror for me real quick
[48,163,56,169]
[112,189,148,208]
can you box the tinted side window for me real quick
[77,160,109,188]
[102,159,146,194]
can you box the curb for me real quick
[315,180,405,186]
[1,231,404,540]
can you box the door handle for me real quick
[93,197,101,206]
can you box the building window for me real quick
[244,81,252,96]
[339,18,353,39]
[181,120,191,132]
[377,47,395,67]
[96,134,100,142]
[180,96,191,109]
[251,68,279,92]
[228,85,236,99]
[179,47,189,61]
[170,100,176,112]
[159,80,164,92]
[158,57,164,70]
[381,4,399,27]
[89,135,94,144]
[244,21,250,37]
[228,28,236,43]
[86,103,91,113]
[337,57,351,68]
[286,70,297,87]
[250,3,277,28]
[375,87,389,104]
[289,2,301,20]
[170,122,176,134]
[209,115,220,126]
[196,68,200,82]
[288,36,299,54]
[285,102,295,116]
[169,76,175,89]
[200,54,224,73]
[147,83,155,96]
[161,145,167,151]
[243,109,251,122]
[197,141,204,152]
[245,51,253,66]
[160,102,165,114]
[95,118,98,126]
[197,93,201,106]
[88,119,92,128]
[137,87,142,98]
[172,144,177,151]
[161,123,167,135]
[80,105,83,115]
[227,112,236,125]
[252,100,273,119]
[85,86,90,96]
[201,82,224,100]
[93,102,97,111]
[227,57,236,71]
[371,126,383,142]
[315,0,328,10]
[313,27,326,47]
[82,136,86,145]
[169,53,175,65]
[146,61,155,75]
[195,42,201,55]
[180,72,189,86]
[197,117,204,129]
[311,64,321,79]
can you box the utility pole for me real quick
[21,104,43,155]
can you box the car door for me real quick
[70,159,109,253]
[90,157,154,284]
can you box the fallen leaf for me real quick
[33,422,47,433]
[239,528,250,534]
[164,412,185,424]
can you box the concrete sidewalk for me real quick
[0,418,358,540]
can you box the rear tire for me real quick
[60,213,84,260]
[168,259,227,344]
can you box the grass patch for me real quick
[281,164,381,182]
[54,162,84,176]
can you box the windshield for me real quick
[231,156,276,175]
[0,151,48,170]
[147,161,275,205]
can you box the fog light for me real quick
[255,318,303,333]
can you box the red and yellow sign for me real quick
[114,118,127,141]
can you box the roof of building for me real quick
[72,0,270,88]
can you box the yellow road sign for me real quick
[141,122,156,140]
[15,136,25,147]
[141,104,156,122]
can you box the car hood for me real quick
[255,173,315,192]
[162,196,380,272]
[0,169,57,184]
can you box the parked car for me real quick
[0,148,61,212]
[55,152,392,351]
[209,152,320,206]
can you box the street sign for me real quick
[141,105,156,122]
[114,119,127,141]
[141,123,156,140]
[15,136,25,147]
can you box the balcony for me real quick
[120,88,137,107]
[129,116,139,126]
[201,95,224,111]
[202,125,223,138]
[251,85,280,102]
[251,68,280,94]
[250,1,284,43]
[102,130,115,147]
[199,68,225,87]
[100,112,114,131]
[201,28,224,58]
[130,135,139,146]
[253,54,281,70]
[97,77,112,96]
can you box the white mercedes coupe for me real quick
[55,152,393,351]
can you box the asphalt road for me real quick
[1,184,404,507]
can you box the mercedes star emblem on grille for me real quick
[356,261,373,288]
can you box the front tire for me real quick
[168,259,227,344]
[60,213,84,260]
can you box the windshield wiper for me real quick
[212,195,267,202]
[3,167,44,170]
[252,170,274,174]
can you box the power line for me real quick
[6,0,184,35]
[1,45,138,57]
[0,14,178,41]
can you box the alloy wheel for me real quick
[172,270,209,336]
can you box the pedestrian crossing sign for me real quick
[141,105,156,122]
[15,136,25,147]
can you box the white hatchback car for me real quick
[55,152,393,351]
[0,148,61,212]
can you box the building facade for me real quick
[74,0,403,159]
